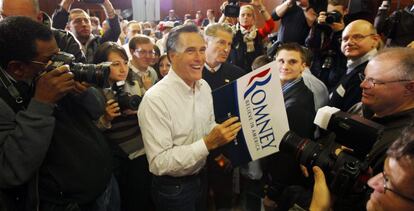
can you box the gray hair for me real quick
[374,48,414,81]
[166,24,200,54]
[204,23,233,41]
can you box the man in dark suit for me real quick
[202,23,246,210]
[263,43,316,210]
[328,20,380,111]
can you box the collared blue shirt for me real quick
[282,77,302,94]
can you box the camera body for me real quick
[279,106,385,195]
[325,11,342,24]
[224,0,241,17]
[48,52,111,88]
[112,81,142,111]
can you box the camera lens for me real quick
[279,131,322,167]
[71,62,110,88]
[117,94,142,111]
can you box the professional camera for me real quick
[279,106,385,195]
[325,11,342,24]
[47,52,111,88]
[224,0,241,17]
[112,81,142,111]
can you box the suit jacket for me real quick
[284,79,316,139]
[202,62,246,91]
[328,61,368,112]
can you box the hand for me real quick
[317,11,327,24]
[263,195,278,211]
[251,0,264,7]
[407,41,414,48]
[204,116,242,151]
[103,99,121,122]
[60,0,76,11]
[220,1,229,13]
[34,65,75,104]
[102,0,116,18]
[309,166,331,211]
[142,74,153,90]
[72,81,91,95]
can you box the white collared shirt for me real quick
[138,69,216,176]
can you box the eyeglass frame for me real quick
[340,33,375,43]
[134,49,156,57]
[358,73,411,88]
[382,172,414,203]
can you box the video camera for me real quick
[47,52,111,88]
[112,81,142,111]
[279,106,384,195]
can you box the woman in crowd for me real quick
[220,0,275,72]
[154,54,170,79]
[94,42,154,211]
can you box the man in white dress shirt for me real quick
[138,24,242,211]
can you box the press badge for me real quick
[336,84,346,98]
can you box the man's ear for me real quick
[6,61,26,80]
[37,12,44,23]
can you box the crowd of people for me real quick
[0,0,414,210]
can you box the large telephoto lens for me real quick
[71,62,110,88]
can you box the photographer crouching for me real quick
[305,0,348,92]
[0,16,118,211]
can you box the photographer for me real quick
[52,0,121,63]
[307,124,414,211]
[272,0,317,45]
[220,0,275,73]
[305,0,348,92]
[374,0,414,47]
[93,42,153,211]
[0,16,116,211]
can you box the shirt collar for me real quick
[282,77,302,94]
[346,48,377,74]
[204,63,222,73]
[167,68,202,93]
[129,61,151,76]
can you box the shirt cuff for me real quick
[191,138,210,160]
[27,99,55,116]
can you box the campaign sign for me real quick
[212,61,289,166]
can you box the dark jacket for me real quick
[202,62,246,91]
[284,79,316,139]
[52,28,86,63]
[0,82,112,210]
[328,61,368,112]
[375,5,414,47]
[229,29,264,73]
[52,7,121,63]
[306,25,347,91]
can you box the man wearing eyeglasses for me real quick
[128,34,159,96]
[307,122,414,211]
[328,19,380,112]
[0,16,116,211]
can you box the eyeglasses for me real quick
[340,33,375,42]
[382,172,414,203]
[134,49,156,57]
[359,73,411,88]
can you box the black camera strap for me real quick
[0,67,26,111]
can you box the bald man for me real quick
[328,20,380,111]
[1,0,86,62]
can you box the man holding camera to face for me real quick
[0,16,117,211]
[305,0,348,91]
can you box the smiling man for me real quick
[138,24,242,211]
[328,19,380,112]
